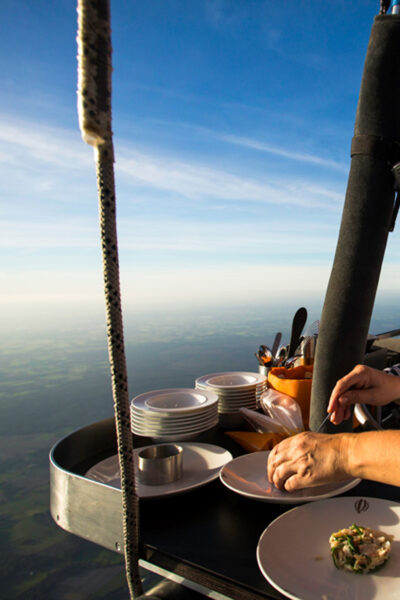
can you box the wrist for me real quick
[336,433,357,479]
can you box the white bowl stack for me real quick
[130,388,219,441]
[195,371,267,427]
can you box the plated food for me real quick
[257,497,400,600]
[329,523,393,574]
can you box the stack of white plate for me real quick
[130,388,219,441]
[195,371,267,426]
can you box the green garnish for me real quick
[351,524,363,536]
[345,534,357,552]
[330,548,339,569]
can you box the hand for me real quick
[267,431,350,492]
[328,364,400,425]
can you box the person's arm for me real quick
[328,364,400,425]
[267,429,400,492]
[347,429,400,485]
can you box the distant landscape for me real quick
[1,297,400,598]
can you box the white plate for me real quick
[146,431,216,442]
[131,420,218,433]
[218,406,256,415]
[132,418,219,439]
[132,388,218,416]
[131,415,219,434]
[85,442,232,498]
[218,398,258,407]
[196,384,266,397]
[257,496,400,600]
[131,406,217,424]
[219,451,361,503]
[195,371,266,390]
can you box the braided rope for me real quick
[77,2,142,598]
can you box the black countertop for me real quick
[137,426,400,599]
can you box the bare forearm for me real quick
[344,430,400,486]
[267,430,400,492]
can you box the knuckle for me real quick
[296,431,310,450]
[300,463,312,479]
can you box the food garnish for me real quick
[329,524,393,574]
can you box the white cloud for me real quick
[0,119,92,170]
[215,133,348,172]
[146,119,348,174]
[0,114,344,211]
[0,219,98,248]
[116,218,338,255]
[116,149,342,208]
[0,213,339,256]
[3,112,397,314]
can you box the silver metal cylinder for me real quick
[138,444,183,485]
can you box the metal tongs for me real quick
[315,413,331,432]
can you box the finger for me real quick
[267,446,287,482]
[328,390,345,414]
[328,367,367,411]
[283,473,306,493]
[327,397,339,414]
[330,403,346,425]
[331,407,344,425]
[329,390,362,418]
[271,463,297,491]
[338,388,376,407]
[267,448,279,482]
[328,378,352,409]
[267,438,291,474]
[267,456,275,483]
[328,399,354,425]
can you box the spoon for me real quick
[259,346,273,365]
[288,307,308,359]
[301,334,317,366]
[276,345,288,366]
[271,332,282,360]
[284,355,302,369]
[254,352,264,366]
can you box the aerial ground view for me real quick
[1,1,400,599]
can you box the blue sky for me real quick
[1,0,399,325]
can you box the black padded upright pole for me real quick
[310,14,400,432]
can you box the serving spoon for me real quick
[288,307,307,359]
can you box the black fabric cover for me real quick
[309,15,400,432]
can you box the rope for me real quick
[77,1,142,598]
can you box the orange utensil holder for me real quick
[267,365,313,428]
